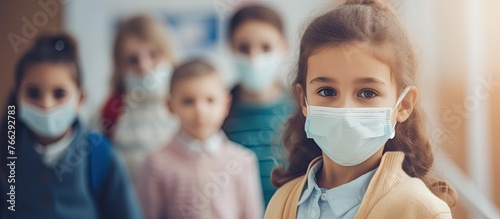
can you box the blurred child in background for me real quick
[222,4,293,207]
[0,33,142,219]
[137,59,263,219]
[98,15,179,182]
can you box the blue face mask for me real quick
[234,52,283,93]
[304,86,411,166]
[19,94,79,138]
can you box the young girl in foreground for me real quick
[265,0,456,218]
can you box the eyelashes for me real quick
[315,88,379,99]
[317,87,336,97]
[357,89,378,99]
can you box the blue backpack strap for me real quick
[88,131,112,194]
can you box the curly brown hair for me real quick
[271,0,457,207]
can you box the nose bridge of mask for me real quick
[52,92,79,115]
[145,62,172,85]
[306,87,411,131]
[125,62,172,94]
[19,92,79,138]
[237,53,282,93]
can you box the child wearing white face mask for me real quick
[266,1,457,219]
[96,15,179,182]
[0,33,142,219]
[222,4,294,208]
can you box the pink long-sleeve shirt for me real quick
[137,131,264,219]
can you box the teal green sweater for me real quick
[222,93,293,208]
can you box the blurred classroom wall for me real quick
[62,0,329,122]
[0,0,64,117]
[0,0,499,218]
[395,0,500,218]
[429,1,499,218]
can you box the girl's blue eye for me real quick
[318,88,336,97]
[358,90,377,99]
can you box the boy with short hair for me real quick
[137,59,263,219]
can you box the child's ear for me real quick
[296,84,307,117]
[281,36,289,52]
[166,96,175,114]
[396,86,418,123]
[224,93,233,117]
[77,90,86,109]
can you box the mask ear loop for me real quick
[392,86,412,111]
[303,98,311,118]
[389,86,412,137]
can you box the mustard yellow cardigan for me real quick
[265,152,452,219]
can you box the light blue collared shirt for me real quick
[296,160,377,219]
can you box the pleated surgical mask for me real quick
[234,52,283,93]
[124,62,173,100]
[19,93,79,138]
[304,86,411,166]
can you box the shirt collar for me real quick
[297,159,323,205]
[178,130,224,156]
[34,130,76,166]
[297,159,377,217]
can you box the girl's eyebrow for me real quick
[354,77,387,86]
[309,77,337,84]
